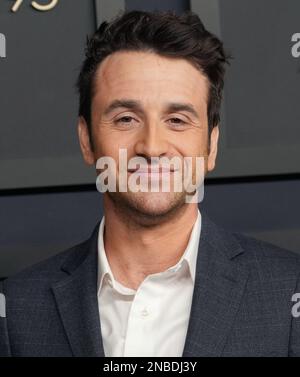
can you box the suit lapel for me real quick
[50,211,249,357]
[51,223,105,357]
[182,211,249,357]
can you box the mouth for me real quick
[127,166,178,176]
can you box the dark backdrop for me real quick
[0,0,299,277]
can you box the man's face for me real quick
[79,51,219,217]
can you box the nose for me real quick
[133,121,169,160]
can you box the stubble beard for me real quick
[106,187,190,227]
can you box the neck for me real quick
[102,196,198,290]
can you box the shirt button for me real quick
[141,308,149,317]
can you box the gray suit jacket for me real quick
[1,211,300,357]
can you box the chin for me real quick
[109,191,187,221]
[135,192,180,215]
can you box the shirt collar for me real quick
[97,209,201,293]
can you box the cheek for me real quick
[93,133,135,162]
[174,132,207,158]
[92,126,119,155]
[95,142,121,160]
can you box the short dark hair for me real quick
[76,10,230,141]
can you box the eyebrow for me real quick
[103,99,200,120]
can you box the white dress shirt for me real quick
[97,210,201,357]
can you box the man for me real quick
[1,10,300,357]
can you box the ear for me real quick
[207,125,219,172]
[78,116,95,165]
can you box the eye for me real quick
[168,117,187,126]
[115,116,136,125]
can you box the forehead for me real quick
[93,51,209,107]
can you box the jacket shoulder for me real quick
[3,237,90,291]
[233,231,300,259]
[231,231,300,281]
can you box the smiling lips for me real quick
[127,166,178,177]
[128,165,178,182]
